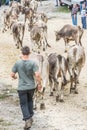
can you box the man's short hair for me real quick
[21,46,30,55]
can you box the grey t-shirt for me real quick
[12,59,39,90]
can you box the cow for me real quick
[2,9,12,32]
[55,24,84,52]
[67,44,86,94]
[2,3,22,33]
[33,12,48,26]
[30,24,50,53]
[48,53,68,102]
[21,7,34,23]
[22,0,31,7]
[29,53,49,109]
[11,21,25,49]
[37,13,48,23]
[30,0,38,12]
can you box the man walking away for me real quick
[11,46,42,130]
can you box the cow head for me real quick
[40,13,48,23]
[55,31,61,41]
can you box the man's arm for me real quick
[11,72,17,79]
[35,71,42,84]
[34,71,42,91]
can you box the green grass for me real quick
[55,6,70,13]
[0,94,9,100]
[0,118,4,122]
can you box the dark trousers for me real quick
[81,17,86,29]
[18,89,35,121]
[0,0,2,6]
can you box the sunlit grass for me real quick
[55,6,70,13]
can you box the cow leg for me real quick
[54,79,59,102]
[49,77,54,96]
[79,32,83,46]
[31,40,36,52]
[64,38,68,52]
[16,41,19,49]
[60,83,64,102]
[19,39,22,48]
[73,72,78,94]
[43,36,48,51]
[42,41,46,51]
[40,92,46,110]
[70,75,74,93]
[33,91,37,110]
[73,66,82,94]
[60,74,67,102]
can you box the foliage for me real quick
[55,6,70,13]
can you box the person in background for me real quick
[85,0,87,12]
[80,0,85,14]
[5,0,10,5]
[81,3,87,29]
[11,46,42,130]
[71,4,78,26]
[0,0,2,6]
[55,0,58,6]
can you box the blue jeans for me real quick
[5,0,10,5]
[72,15,77,26]
[18,89,35,121]
[0,0,2,6]
[81,17,86,29]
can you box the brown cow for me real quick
[55,24,83,52]
[2,3,22,33]
[48,53,68,102]
[30,24,50,53]
[2,9,12,32]
[11,21,25,49]
[22,0,31,7]
[21,7,34,23]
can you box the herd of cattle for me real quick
[1,0,86,109]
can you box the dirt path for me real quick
[0,1,87,130]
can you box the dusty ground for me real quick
[0,1,87,130]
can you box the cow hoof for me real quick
[38,51,40,54]
[59,99,64,102]
[33,106,37,110]
[53,88,56,91]
[77,80,79,84]
[64,50,67,53]
[70,87,75,94]
[40,103,45,110]
[75,90,78,94]
[43,48,45,51]
[17,46,19,49]
[56,95,59,102]
[49,92,53,96]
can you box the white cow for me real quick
[29,53,49,109]
[67,44,86,94]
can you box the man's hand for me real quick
[37,83,42,91]
[11,72,17,79]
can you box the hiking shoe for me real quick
[24,119,32,130]
[30,117,33,123]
